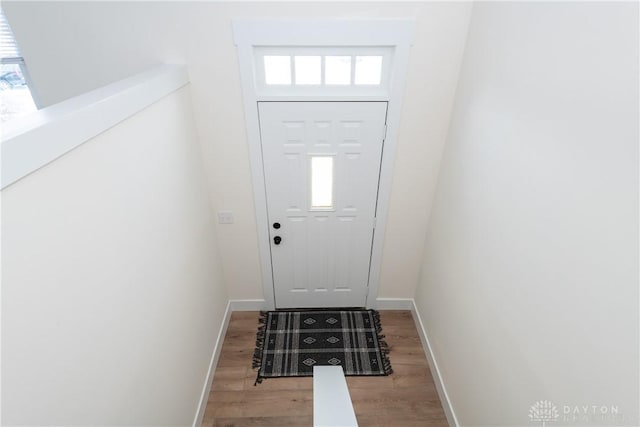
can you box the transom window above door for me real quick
[254,47,393,97]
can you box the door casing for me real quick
[233,19,415,310]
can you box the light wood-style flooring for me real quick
[202,310,447,427]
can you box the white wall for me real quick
[415,2,639,426]
[3,1,472,301]
[1,86,228,426]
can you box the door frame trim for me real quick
[233,19,415,309]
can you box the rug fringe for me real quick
[252,311,268,385]
[254,371,263,386]
[371,309,394,375]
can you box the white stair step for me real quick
[313,365,358,427]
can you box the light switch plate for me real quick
[217,210,234,224]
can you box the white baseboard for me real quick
[229,299,267,311]
[374,297,413,310]
[192,300,233,427]
[410,299,459,427]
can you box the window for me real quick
[294,56,321,85]
[263,56,291,85]
[0,9,38,123]
[311,156,334,209]
[355,56,383,85]
[325,56,351,85]
[256,47,391,94]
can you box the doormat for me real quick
[252,309,392,384]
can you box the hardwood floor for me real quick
[202,310,448,427]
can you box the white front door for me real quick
[259,102,387,308]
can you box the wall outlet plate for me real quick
[217,210,234,224]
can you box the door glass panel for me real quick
[355,56,383,85]
[264,56,291,85]
[294,56,321,85]
[311,156,333,209]
[325,56,351,85]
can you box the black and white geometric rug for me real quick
[252,309,392,384]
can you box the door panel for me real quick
[259,102,387,308]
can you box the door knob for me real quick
[273,236,282,245]
[273,222,281,229]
